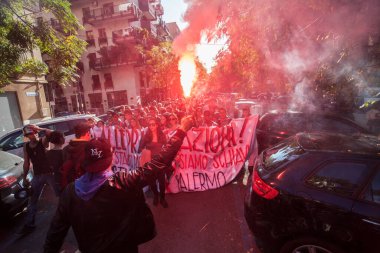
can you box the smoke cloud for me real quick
[174,0,380,111]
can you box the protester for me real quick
[46,131,65,195]
[43,116,194,253]
[242,106,251,118]
[61,122,92,189]
[92,120,105,139]
[20,125,59,234]
[164,113,180,138]
[139,118,168,207]
[159,114,169,130]
[124,109,134,129]
[201,110,218,127]
[218,107,232,126]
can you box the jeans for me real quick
[25,173,60,227]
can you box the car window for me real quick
[310,118,361,134]
[306,162,370,197]
[262,137,304,172]
[0,131,24,151]
[364,169,380,204]
[40,122,71,136]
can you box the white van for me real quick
[0,115,98,157]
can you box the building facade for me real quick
[55,0,173,115]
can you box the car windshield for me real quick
[262,137,304,172]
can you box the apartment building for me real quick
[1,5,51,136]
[54,0,173,115]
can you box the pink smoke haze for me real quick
[175,0,380,109]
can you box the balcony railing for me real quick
[112,28,142,44]
[92,57,139,71]
[138,0,156,20]
[83,3,141,25]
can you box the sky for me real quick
[161,0,225,72]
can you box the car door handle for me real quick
[362,219,380,226]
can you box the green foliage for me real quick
[18,59,48,76]
[0,0,85,89]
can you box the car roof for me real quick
[0,114,96,138]
[296,132,380,156]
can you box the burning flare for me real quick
[178,53,197,97]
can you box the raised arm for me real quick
[112,116,194,189]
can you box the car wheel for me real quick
[280,237,345,253]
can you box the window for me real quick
[364,169,380,204]
[262,137,304,173]
[86,31,95,47]
[88,53,96,69]
[107,90,127,107]
[0,131,24,151]
[104,73,113,89]
[92,75,101,90]
[306,162,370,197]
[103,3,114,16]
[88,93,103,109]
[82,7,91,23]
[98,28,107,44]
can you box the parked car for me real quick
[256,111,371,153]
[0,114,99,157]
[0,151,32,218]
[54,111,78,117]
[244,132,380,253]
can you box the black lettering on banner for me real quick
[192,128,204,152]
[209,127,221,153]
[175,171,227,192]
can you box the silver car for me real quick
[0,151,32,217]
[0,115,99,157]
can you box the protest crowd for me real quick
[19,96,254,253]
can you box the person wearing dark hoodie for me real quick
[61,122,92,189]
[44,116,194,253]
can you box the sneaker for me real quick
[18,225,36,235]
[153,195,159,206]
[160,198,168,208]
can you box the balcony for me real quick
[138,0,156,20]
[112,27,142,45]
[83,3,141,25]
[92,57,139,71]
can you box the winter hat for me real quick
[83,138,113,173]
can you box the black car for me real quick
[244,132,380,253]
[0,151,32,218]
[256,111,371,153]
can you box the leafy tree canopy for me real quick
[0,0,85,89]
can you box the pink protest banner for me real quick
[167,115,259,193]
[98,115,258,193]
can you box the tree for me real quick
[200,0,380,110]
[0,0,86,89]
[138,41,182,100]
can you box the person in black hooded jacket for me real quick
[61,122,92,189]
[44,116,194,253]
